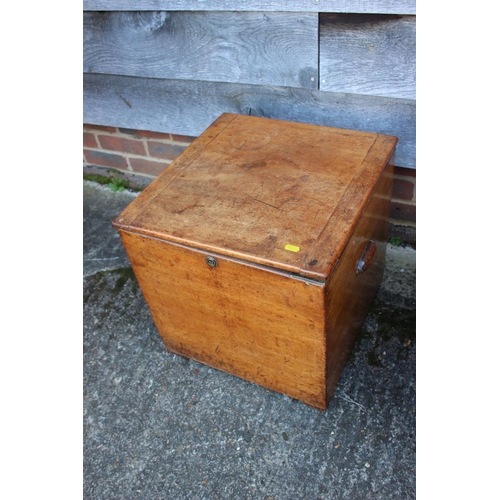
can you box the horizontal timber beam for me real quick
[319,14,416,99]
[83,73,415,168]
[84,11,318,90]
[83,1,416,15]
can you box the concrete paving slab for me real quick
[83,181,416,499]
[83,181,138,277]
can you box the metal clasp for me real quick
[206,256,218,268]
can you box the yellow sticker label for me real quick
[284,244,300,253]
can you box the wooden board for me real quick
[320,14,416,99]
[325,160,394,401]
[84,11,318,89]
[83,0,416,15]
[112,113,397,280]
[118,230,327,408]
[83,73,416,168]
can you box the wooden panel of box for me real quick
[112,113,397,410]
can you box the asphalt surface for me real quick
[83,179,416,499]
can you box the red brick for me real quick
[394,166,416,178]
[171,134,196,144]
[129,157,169,176]
[98,135,146,156]
[147,141,186,160]
[390,201,416,224]
[392,178,414,201]
[119,128,171,140]
[84,124,117,133]
[83,132,98,148]
[84,149,127,169]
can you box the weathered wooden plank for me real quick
[320,14,416,99]
[83,0,416,15]
[83,73,415,168]
[118,230,328,408]
[84,11,318,89]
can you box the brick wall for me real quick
[391,167,416,227]
[83,125,195,177]
[83,124,416,237]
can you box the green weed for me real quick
[83,173,130,192]
[388,236,403,246]
[108,177,129,192]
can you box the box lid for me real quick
[112,113,397,281]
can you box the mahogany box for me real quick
[112,113,397,410]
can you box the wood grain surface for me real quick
[324,159,394,402]
[84,11,318,89]
[118,230,327,408]
[113,113,397,280]
[320,14,416,99]
[83,0,416,15]
[303,134,397,279]
[84,73,415,168]
[113,114,396,409]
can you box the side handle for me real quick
[355,240,377,275]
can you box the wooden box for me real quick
[112,113,397,410]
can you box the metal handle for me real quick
[355,240,377,275]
